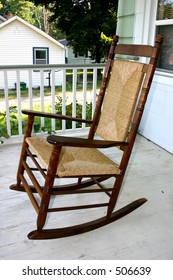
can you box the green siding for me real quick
[117,0,135,43]
[118,0,135,16]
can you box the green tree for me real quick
[0,0,35,23]
[0,0,64,38]
[30,0,118,62]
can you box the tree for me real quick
[30,0,118,62]
[0,0,48,33]
[0,0,65,39]
[0,0,35,23]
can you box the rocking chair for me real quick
[10,35,163,239]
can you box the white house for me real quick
[59,39,93,65]
[0,16,65,88]
[116,0,173,154]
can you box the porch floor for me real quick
[0,134,173,260]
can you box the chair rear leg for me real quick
[107,174,147,219]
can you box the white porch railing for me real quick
[0,64,105,139]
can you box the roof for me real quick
[0,16,64,49]
[58,39,69,46]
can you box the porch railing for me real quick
[0,63,105,139]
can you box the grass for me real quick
[0,70,103,101]
[0,86,60,100]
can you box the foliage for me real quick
[0,0,65,39]
[0,0,35,24]
[55,96,92,129]
[0,99,93,141]
[1,0,118,52]
[100,32,114,61]
[157,0,173,20]
[32,96,92,131]
[30,0,118,62]
[0,112,9,143]
[0,106,16,143]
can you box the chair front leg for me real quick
[10,114,35,192]
[37,144,62,231]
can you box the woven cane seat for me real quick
[26,137,121,177]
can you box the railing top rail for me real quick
[0,63,105,71]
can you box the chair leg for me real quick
[37,186,52,231]
[10,140,29,191]
[36,144,62,231]
[10,114,34,191]
[107,175,124,217]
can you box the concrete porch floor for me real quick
[0,134,173,260]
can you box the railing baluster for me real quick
[82,68,87,129]
[16,70,23,136]
[62,68,66,131]
[72,68,77,130]
[4,70,11,136]
[92,67,97,118]
[28,69,33,110]
[40,69,44,128]
[51,69,56,131]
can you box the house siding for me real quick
[0,20,64,65]
[139,74,173,153]
[59,39,93,64]
[67,46,92,64]
[116,0,135,44]
[0,17,65,88]
[117,0,173,153]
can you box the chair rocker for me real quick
[10,35,163,239]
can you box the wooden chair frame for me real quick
[10,35,163,239]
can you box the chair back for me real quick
[88,35,163,144]
[96,60,145,141]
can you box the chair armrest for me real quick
[22,109,93,125]
[47,135,128,149]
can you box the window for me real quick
[33,47,49,64]
[156,0,173,71]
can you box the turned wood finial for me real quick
[113,35,119,43]
[155,35,163,44]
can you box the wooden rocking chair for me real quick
[10,35,163,239]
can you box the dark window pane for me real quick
[36,50,46,59]
[156,25,173,71]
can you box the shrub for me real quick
[0,98,93,141]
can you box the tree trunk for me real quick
[95,45,101,63]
